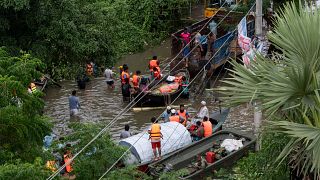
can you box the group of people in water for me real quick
[179,26,217,68]
[102,55,190,101]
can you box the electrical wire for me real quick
[46,2,229,179]
[97,3,256,179]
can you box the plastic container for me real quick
[206,151,215,163]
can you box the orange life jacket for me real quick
[30,83,37,93]
[121,71,130,84]
[64,154,73,173]
[178,110,187,126]
[149,60,158,71]
[169,115,180,123]
[149,124,161,140]
[86,64,93,75]
[132,74,140,88]
[203,121,213,137]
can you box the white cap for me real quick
[201,101,206,106]
[171,109,176,114]
[167,106,171,110]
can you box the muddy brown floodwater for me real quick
[44,46,254,141]
[44,5,255,140]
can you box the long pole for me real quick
[255,0,263,37]
[254,0,263,151]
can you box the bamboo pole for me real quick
[132,104,192,112]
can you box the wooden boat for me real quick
[137,108,230,172]
[170,11,255,78]
[148,130,256,179]
[134,69,190,107]
[210,108,229,132]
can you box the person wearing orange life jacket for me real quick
[202,116,213,137]
[148,117,163,160]
[152,67,161,80]
[121,65,130,85]
[86,62,93,76]
[176,104,190,126]
[132,70,141,90]
[169,109,185,124]
[149,56,159,72]
[30,82,37,93]
[63,149,74,177]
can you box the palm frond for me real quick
[272,121,320,178]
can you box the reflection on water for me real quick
[43,77,202,140]
[44,38,254,141]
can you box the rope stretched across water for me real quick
[46,2,228,179]
[98,2,256,179]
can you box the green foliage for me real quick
[234,132,289,180]
[58,123,127,179]
[0,0,190,80]
[159,168,189,179]
[106,166,152,180]
[218,1,320,178]
[0,47,51,167]
[0,158,51,180]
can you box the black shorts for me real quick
[106,80,114,85]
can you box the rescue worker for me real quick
[177,104,189,126]
[86,62,93,76]
[161,106,172,122]
[152,67,161,80]
[197,101,209,119]
[202,116,212,137]
[121,65,130,85]
[30,82,37,93]
[132,70,141,91]
[139,75,150,92]
[148,117,162,160]
[149,56,159,72]
[180,76,189,99]
[191,121,204,141]
[119,66,123,80]
[63,149,74,177]
[69,90,80,116]
[104,66,115,89]
[120,124,132,139]
[169,109,185,124]
[121,78,132,102]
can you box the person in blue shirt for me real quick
[161,106,172,122]
[69,90,80,116]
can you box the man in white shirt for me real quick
[197,101,209,119]
[104,67,115,89]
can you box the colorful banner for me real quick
[238,17,252,52]
[238,17,254,66]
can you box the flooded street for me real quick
[43,5,255,140]
[44,67,254,141]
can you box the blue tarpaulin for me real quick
[212,32,235,65]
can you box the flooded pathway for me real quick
[43,3,254,140]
